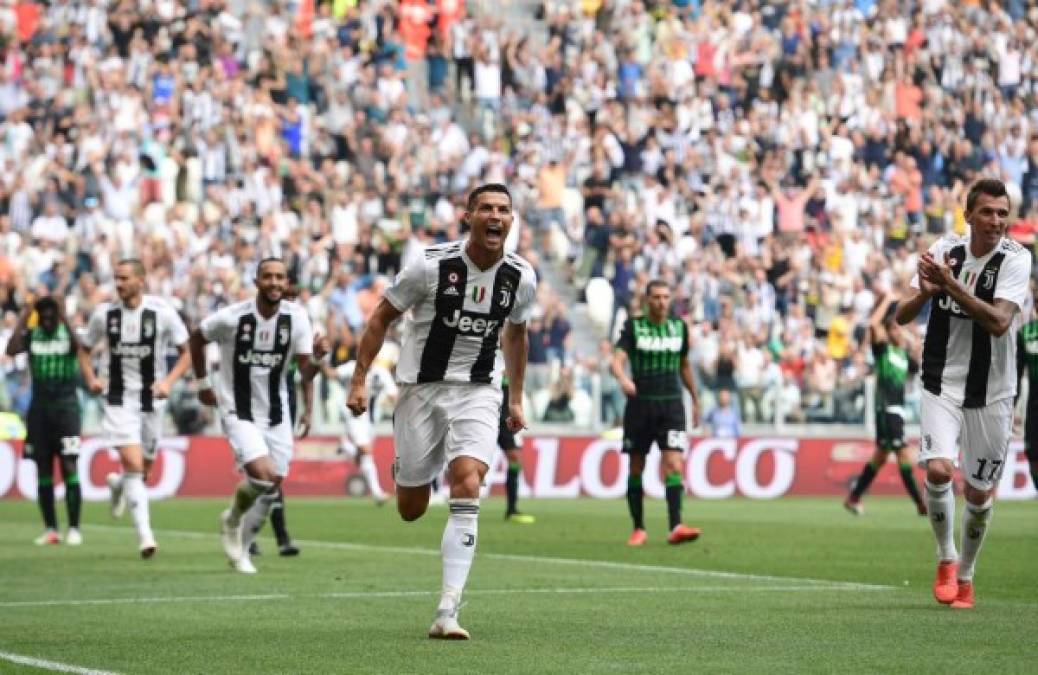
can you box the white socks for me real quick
[123,473,153,544]
[959,498,993,582]
[439,498,479,611]
[359,454,384,499]
[229,480,265,525]
[925,480,957,562]
[241,493,277,551]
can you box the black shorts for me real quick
[1025,405,1038,463]
[875,410,905,450]
[622,398,687,454]
[25,401,81,462]
[498,384,518,451]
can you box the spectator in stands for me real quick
[705,389,742,439]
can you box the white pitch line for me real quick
[0,594,288,609]
[324,585,882,599]
[0,650,119,675]
[84,524,891,591]
[1,584,883,610]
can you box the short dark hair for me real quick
[646,279,670,295]
[965,178,1009,213]
[257,257,287,274]
[116,258,146,278]
[34,296,59,315]
[466,183,512,211]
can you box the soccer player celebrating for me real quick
[190,258,318,574]
[896,178,1032,609]
[610,280,702,547]
[7,297,94,545]
[248,286,328,558]
[499,375,533,523]
[78,259,192,558]
[844,292,926,516]
[347,183,537,640]
[325,357,394,505]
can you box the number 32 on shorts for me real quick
[666,430,688,449]
[60,437,81,456]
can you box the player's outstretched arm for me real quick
[680,355,701,430]
[943,287,1018,337]
[347,299,403,416]
[868,292,895,343]
[611,349,636,397]
[895,288,933,326]
[296,354,316,437]
[502,319,529,432]
[154,345,192,399]
[4,304,32,356]
[189,328,217,406]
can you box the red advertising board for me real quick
[0,436,1034,501]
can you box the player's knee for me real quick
[450,472,482,499]
[926,460,954,485]
[398,501,427,522]
[661,455,683,475]
[963,483,994,506]
[247,475,279,494]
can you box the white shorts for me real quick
[392,382,499,487]
[918,390,1013,491]
[102,404,163,460]
[222,414,295,477]
[343,410,373,447]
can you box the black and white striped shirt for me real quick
[386,240,537,386]
[199,299,313,426]
[912,235,1032,408]
[82,296,189,413]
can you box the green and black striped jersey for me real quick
[615,315,688,400]
[1017,319,1038,406]
[26,324,79,400]
[872,341,916,413]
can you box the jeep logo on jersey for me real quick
[238,350,285,368]
[111,343,154,359]
[937,295,969,318]
[442,309,500,336]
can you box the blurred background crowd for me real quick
[1,0,1038,435]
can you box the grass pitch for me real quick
[0,496,1035,674]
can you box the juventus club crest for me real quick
[279,326,289,345]
[498,285,512,307]
[982,268,995,290]
[143,317,154,339]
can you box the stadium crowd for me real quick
[1,0,1038,431]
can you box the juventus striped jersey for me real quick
[82,295,189,413]
[911,235,1032,408]
[385,240,538,386]
[199,299,313,427]
[615,315,689,400]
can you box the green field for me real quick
[0,496,1035,674]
